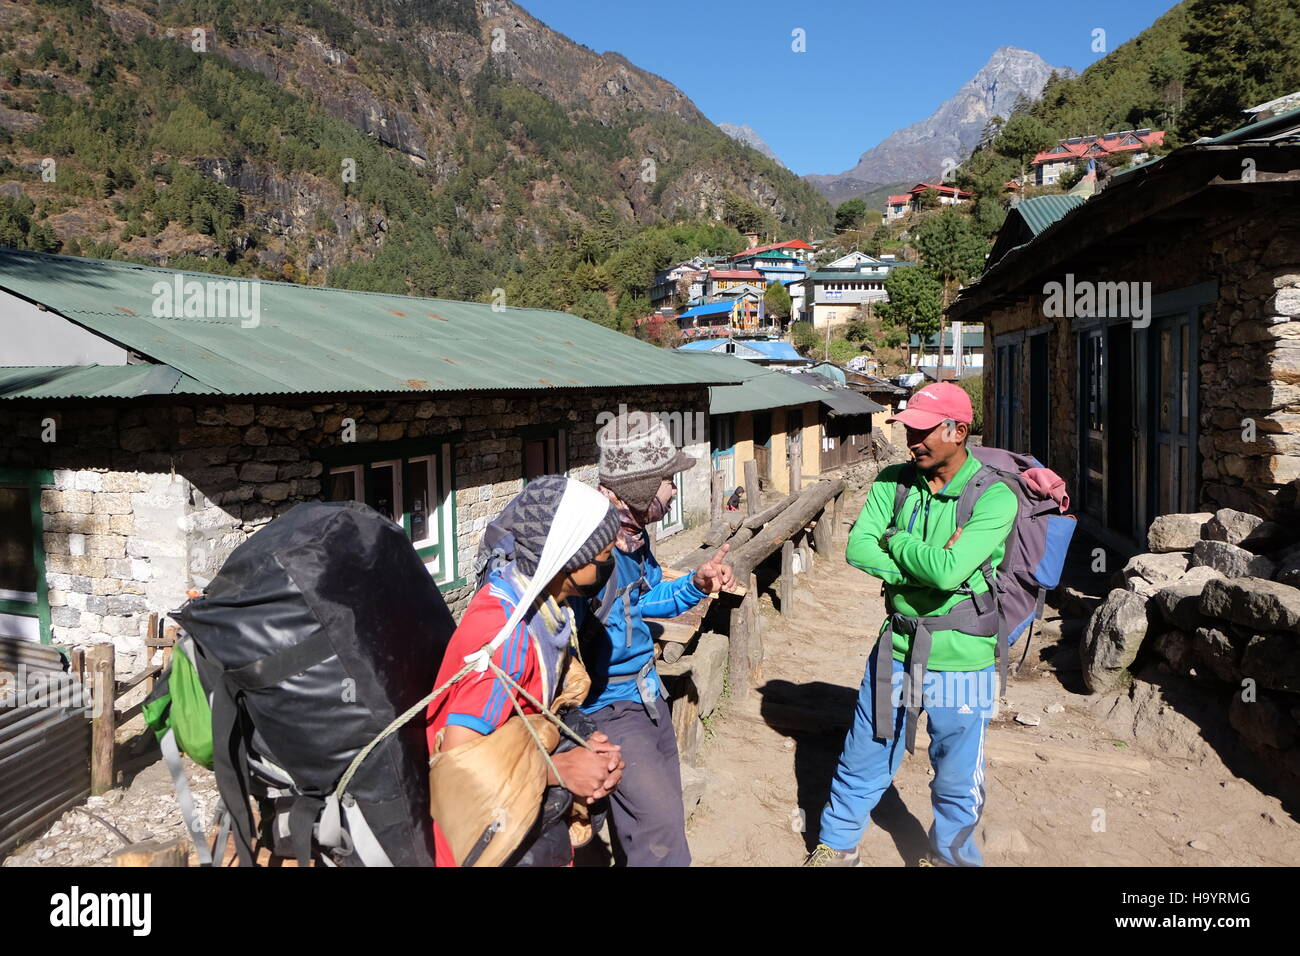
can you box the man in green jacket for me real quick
[804,382,1017,867]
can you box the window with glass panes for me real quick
[325,444,456,585]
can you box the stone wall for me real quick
[3,387,709,672]
[979,208,1300,522]
[1080,508,1300,797]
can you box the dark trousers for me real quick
[588,697,691,866]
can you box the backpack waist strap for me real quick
[874,598,999,755]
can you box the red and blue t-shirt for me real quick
[425,571,548,866]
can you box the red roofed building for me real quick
[1032,129,1165,186]
[884,193,912,222]
[726,240,815,264]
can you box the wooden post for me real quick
[728,602,749,704]
[781,539,795,619]
[744,460,758,515]
[744,572,762,680]
[788,442,802,494]
[145,613,159,695]
[88,643,115,795]
[710,469,724,523]
[113,839,188,867]
[814,506,832,556]
[832,490,843,544]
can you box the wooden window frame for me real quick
[0,468,53,644]
[321,441,458,588]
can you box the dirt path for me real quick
[685,491,1300,867]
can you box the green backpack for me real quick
[143,637,214,768]
[143,636,224,863]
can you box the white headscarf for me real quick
[463,479,612,673]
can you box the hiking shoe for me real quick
[918,854,954,867]
[802,843,860,867]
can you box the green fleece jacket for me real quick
[846,452,1018,671]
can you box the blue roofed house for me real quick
[677,338,807,366]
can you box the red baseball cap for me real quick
[887,382,973,431]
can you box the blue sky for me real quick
[518,0,1181,176]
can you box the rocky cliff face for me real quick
[0,0,829,289]
[808,47,1072,201]
[717,123,786,167]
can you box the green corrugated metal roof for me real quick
[679,354,826,416]
[0,248,742,398]
[1205,102,1300,145]
[1016,194,1087,235]
[0,365,217,399]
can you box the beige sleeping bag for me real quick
[429,654,592,867]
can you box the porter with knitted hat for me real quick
[582,407,732,866]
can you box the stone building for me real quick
[949,106,1300,552]
[0,249,740,673]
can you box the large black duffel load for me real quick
[172,500,454,867]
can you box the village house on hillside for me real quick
[883,183,974,223]
[1032,128,1165,187]
[676,337,805,366]
[950,106,1300,551]
[0,249,744,672]
[801,254,914,330]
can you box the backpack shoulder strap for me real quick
[955,465,1018,605]
[890,462,916,528]
[956,464,1007,528]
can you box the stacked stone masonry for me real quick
[980,210,1300,520]
[1081,508,1300,797]
[3,388,710,674]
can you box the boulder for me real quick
[1241,632,1300,693]
[1196,509,1289,554]
[1189,540,1277,579]
[680,764,711,819]
[1229,693,1299,752]
[1123,576,1160,599]
[1198,576,1300,631]
[1202,508,1264,548]
[1192,627,1243,684]
[690,632,730,718]
[1114,551,1190,592]
[1147,513,1212,552]
[1152,569,1223,632]
[1081,589,1152,693]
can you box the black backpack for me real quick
[171,501,454,867]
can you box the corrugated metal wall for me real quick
[0,635,92,858]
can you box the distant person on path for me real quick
[580,409,734,866]
[804,382,1017,867]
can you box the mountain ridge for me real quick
[808,46,1073,203]
[0,0,830,311]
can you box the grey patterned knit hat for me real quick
[482,475,619,578]
[597,410,698,511]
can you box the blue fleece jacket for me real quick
[578,541,707,713]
